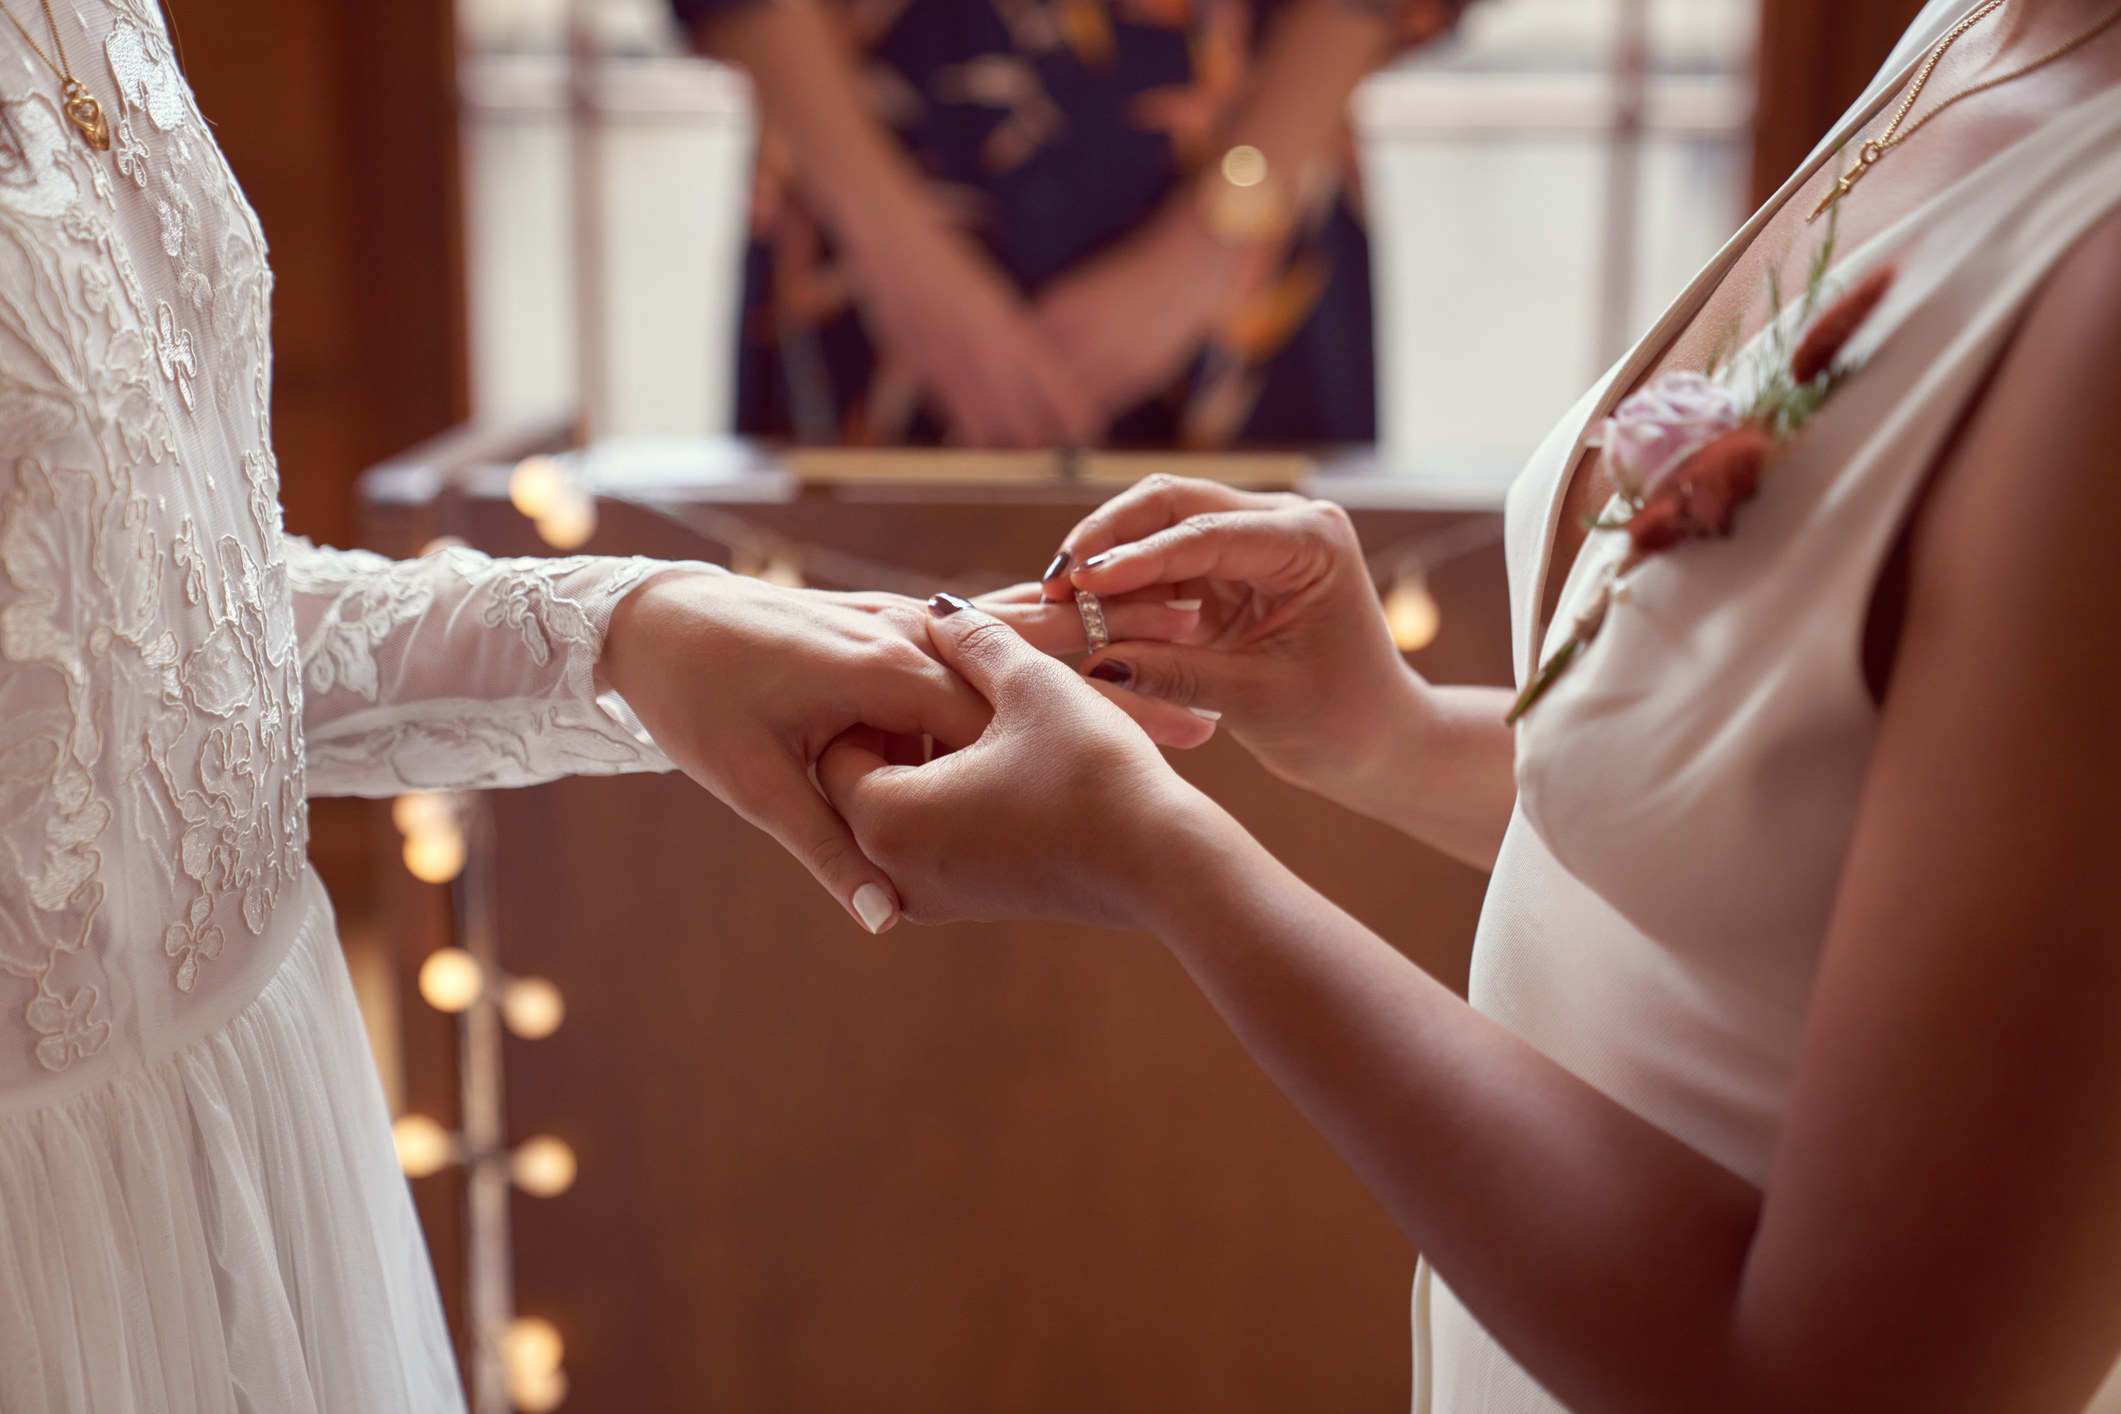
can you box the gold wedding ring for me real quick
[1075,590,1110,654]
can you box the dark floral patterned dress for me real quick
[674,0,1468,446]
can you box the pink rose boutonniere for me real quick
[1506,255,1897,725]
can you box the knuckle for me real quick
[1158,654,1201,706]
[1307,499,1356,537]
[1132,651,1196,706]
[805,824,861,877]
[879,633,932,670]
[955,617,1019,659]
[877,600,927,636]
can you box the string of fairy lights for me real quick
[384,447,1498,1412]
[387,789,576,1414]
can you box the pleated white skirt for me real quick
[0,880,464,1413]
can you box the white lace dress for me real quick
[0,6,699,1409]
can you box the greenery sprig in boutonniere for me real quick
[1506,212,1897,726]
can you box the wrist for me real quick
[827,174,953,275]
[1101,774,1264,938]
[1291,659,1436,813]
[597,566,724,700]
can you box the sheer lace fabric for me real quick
[0,4,704,1406]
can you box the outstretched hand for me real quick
[599,572,992,934]
[819,596,1209,931]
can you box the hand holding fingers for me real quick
[721,742,903,934]
[1031,495,1417,799]
[1037,475,1303,600]
[977,588,1205,657]
[1068,499,1362,606]
[1084,674,1219,749]
[820,596,1192,928]
[601,574,1001,932]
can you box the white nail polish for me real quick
[1165,599,1203,612]
[852,882,895,934]
[1188,707,1222,721]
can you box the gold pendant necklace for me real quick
[0,0,110,151]
[1810,0,2121,222]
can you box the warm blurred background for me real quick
[169,0,1924,1408]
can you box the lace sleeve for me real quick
[285,536,724,798]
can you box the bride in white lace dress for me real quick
[0,2,1208,1406]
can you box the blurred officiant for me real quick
[677,0,1472,448]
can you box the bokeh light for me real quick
[502,976,565,1039]
[511,1136,577,1197]
[419,948,485,1013]
[392,1114,454,1178]
[1384,573,1442,653]
[534,494,596,551]
[508,456,567,519]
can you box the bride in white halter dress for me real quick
[1418,0,2121,1407]
[0,5,707,1407]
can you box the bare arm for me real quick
[1034,0,1416,422]
[832,210,2121,1410]
[693,0,1093,445]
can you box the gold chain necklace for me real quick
[1810,0,2121,222]
[0,0,110,151]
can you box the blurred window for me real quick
[457,0,754,438]
[455,0,1756,494]
[1356,0,1756,495]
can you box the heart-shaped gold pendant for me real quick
[61,83,109,151]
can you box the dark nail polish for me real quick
[1087,659,1132,688]
[1041,550,1071,582]
[929,592,973,617]
[1084,551,1114,571]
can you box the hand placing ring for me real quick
[1075,590,1110,654]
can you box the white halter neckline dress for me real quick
[1415,2,2121,1409]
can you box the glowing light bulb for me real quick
[509,456,567,519]
[1384,573,1442,653]
[419,947,484,1013]
[502,976,565,1039]
[503,1315,564,1380]
[392,1114,455,1178]
[392,791,454,838]
[402,825,468,884]
[760,557,804,589]
[506,1365,568,1414]
[534,494,596,551]
[511,1136,577,1197]
[1221,143,1268,188]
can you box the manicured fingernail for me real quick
[1041,550,1071,581]
[1188,707,1222,721]
[1165,599,1202,612]
[1084,551,1114,570]
[929,593,973,617]
[852,882,895,934]
[1087,659,1132,688]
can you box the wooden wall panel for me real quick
[369,482,1509,1412]
[1751,0,1932,206]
